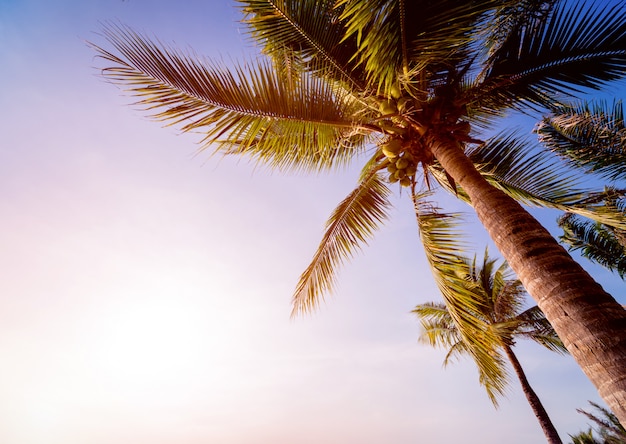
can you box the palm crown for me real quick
[414,252,566,442]
[414,252,566,403]
[91,0,626,424]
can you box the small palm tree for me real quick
[569,402,626,444]
[414,252,566,444]
[90,0,626,420]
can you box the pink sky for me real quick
[0,1,621,443]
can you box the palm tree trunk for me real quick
[428,136,626,424]
[503,345,563,444]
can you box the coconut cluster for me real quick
[381,139,416,187]
[377,83,417,188]
[378,83,414,118]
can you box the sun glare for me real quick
[91,294,217,388]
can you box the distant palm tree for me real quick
[414,252,566,444]
[569,402,626,444]
[90,0,626,420]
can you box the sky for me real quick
[0,1,624,443]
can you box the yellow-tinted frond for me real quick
[91,23,370,172]
[292,163,392,315]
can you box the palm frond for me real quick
[481,0,556,57]
[558,213,626,279]
[492,279,526,323]
[413,198,508,403]
[537,100,626,181]
[413,303,462,349]
[336,0,501,90]
[477,1,626,111]
[515,306,568,354]
[458,132,626,230]
[291,163,392,315]
[413,303,477,368]
[238,0,367,90]
[91,24,371,172]
[577,401,626,442]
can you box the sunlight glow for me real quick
[91,293,219,388]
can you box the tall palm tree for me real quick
[90,0,626,421]
[414,252,566,444]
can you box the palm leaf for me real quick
[336,0,501,90]
[91,24,371,172]
[477,0,626,111]
[413,198,508,404]
[537,100,626,181]
[515,306,568,354]
[430,132,626,230]
[482,0,556,57]
[414,302,462,349]
[577,401,626,442]
[238,0,367,90]
[291,162,392,314]
[558,213,626,279]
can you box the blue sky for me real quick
[0,1,623,443]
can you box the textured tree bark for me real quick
[429,136,626,424]
[503,345,563,444]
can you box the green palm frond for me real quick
[91,24,372,172]
[414,303,462,349]
[569,428,599,444]
[516,306,568,354]
[449,132,626,230]
[413,300,508,404]
[238,0,366,90]
[413,303,473,367]
[490,272,525,322]
[537,101,626,181]
[414,247,567,406]
[468,133,587,203]
[336,0,501,90]
[558,213,626,279]
[482,0,556,57]
[413,198,508,403]
[477,1,626,111]
[576,402,626,443]
[292,163,392,315]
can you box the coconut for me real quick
[395,157,409,170]
[379,99,397,116]
[397,97,413,112]
[405,163,417,176]
[393,169,406,180]
[390,83,402,100]
[382,139,402,159]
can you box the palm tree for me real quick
[536,102,626,277]
[414,252,566,444]
[90,0,626,421]
[569,401,626,444]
